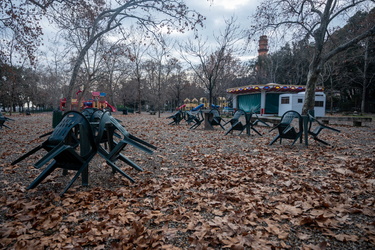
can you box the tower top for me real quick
[258,35,269,56]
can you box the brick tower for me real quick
[258,35,269,56]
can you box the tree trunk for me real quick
[108,69,115,108]
[361,38,369,113]
[64,24,120,112]
[302,56,321,115]
[330,76,334,115]
[137,78,142,114]
[65,46,91,111]
[157,90,162,118]
[209,86,213,108]
[207,77,214,107]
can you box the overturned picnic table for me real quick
[224,110,270,136]
[258,115,372,127]
[11,108,156,195]
[319,116,372,127]
[268,110,342,146]
[0,112,14,129]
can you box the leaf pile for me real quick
[0,113,374,249]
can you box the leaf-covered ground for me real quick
[0,112,374,249]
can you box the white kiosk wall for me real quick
[278,92,326,117]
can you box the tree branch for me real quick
[323,24,375,63]
[328,0,367,23]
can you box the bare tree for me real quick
[341,10,375,113]
[360,36,375,112]
[48,0,205,110]
[121,26,153,113]
[180,16,243,106]
[101,42,130,107]
[315,8,375,113]
[0,0,45,65]
[63,31,107,108]
[167,60,188,109]
[214,55,245,98]
[0,0,79,65]
[147,37,175,117]
[249,0,375,114]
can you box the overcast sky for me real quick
[151,0,263,63]
[178,0,262,58]
[40,0,263,64]
[187,0,259,30]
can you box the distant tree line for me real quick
[248,0,375,114]
[247,8,375,113]
[1,1,374,114]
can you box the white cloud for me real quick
[37,0,262,65]
[178,0,261,59]
[214,0,253,10]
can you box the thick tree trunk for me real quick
[108,69,115,108]
[64,24,120,111]
[65,47,91,111]
[302,55,322,115]
[209,87,213,108]
[361,81,367,113]
[137,79,142,114]
[330,77,334,115]
[361,38,369,113]
[207,78,214,107]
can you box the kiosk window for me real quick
[315,101,324,107]
[281,97,290,104]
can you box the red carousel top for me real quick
[226,83,323,94]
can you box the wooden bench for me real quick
[318,116,372,127]
[149,111,156,115]
[252,116,372,127]
[250,116,280,127]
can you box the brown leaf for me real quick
[334,234,359,242]
[297,232,311,240]
[275,204,303,216]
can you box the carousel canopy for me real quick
[227,83,323,94]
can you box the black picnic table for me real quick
[0,113,14,129]
[224,110,269,136]
[11,108,156,195]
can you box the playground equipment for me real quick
[176,104,186,110]
[59,91,116,112]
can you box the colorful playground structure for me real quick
[182,97,227,110]
[59,91,116,112]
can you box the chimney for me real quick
[258,35,269,56]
